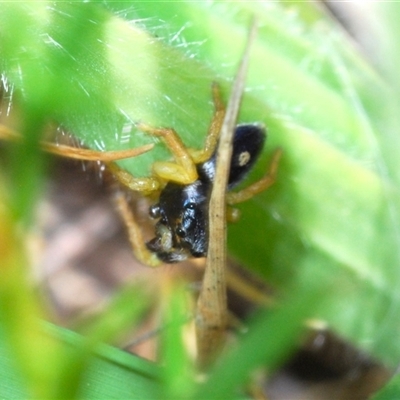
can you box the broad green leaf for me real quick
[1,0,400,394]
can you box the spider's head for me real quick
[145,123,266,264]
[146,180,209,263]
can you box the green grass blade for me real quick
[158,282,195,400]
[0,321,160,399]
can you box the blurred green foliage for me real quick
[1,1,400,398]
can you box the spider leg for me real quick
[114,191,161,268]
[43,143,154,162]
[136,82,226,185]
[190,82,226,164]
[0,124,19,142]
[226,206,241,223]
[108,162,161,196]
[136,123,198,185]
[0,123,154,162]
[226,148,282,205]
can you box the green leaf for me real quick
[159,282,195,400]
[0,322,160,399]
[1,0,400,395]
[371,373,400,400]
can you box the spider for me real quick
[108,83,281,267]
[0,84,280,269]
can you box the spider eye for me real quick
[186,202,196,210]
[176,226,186,237]
[149,204,160,218]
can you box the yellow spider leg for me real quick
[226,148,282,205]
[134,82,226,184]
[0,124,19,141]
[108,162,161,196]
[43,143,154,161]
[136,123,198,185]
[226,206,240,223]
[0,123,154,162]
[114,191,161,268]
[190,82,226,164]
